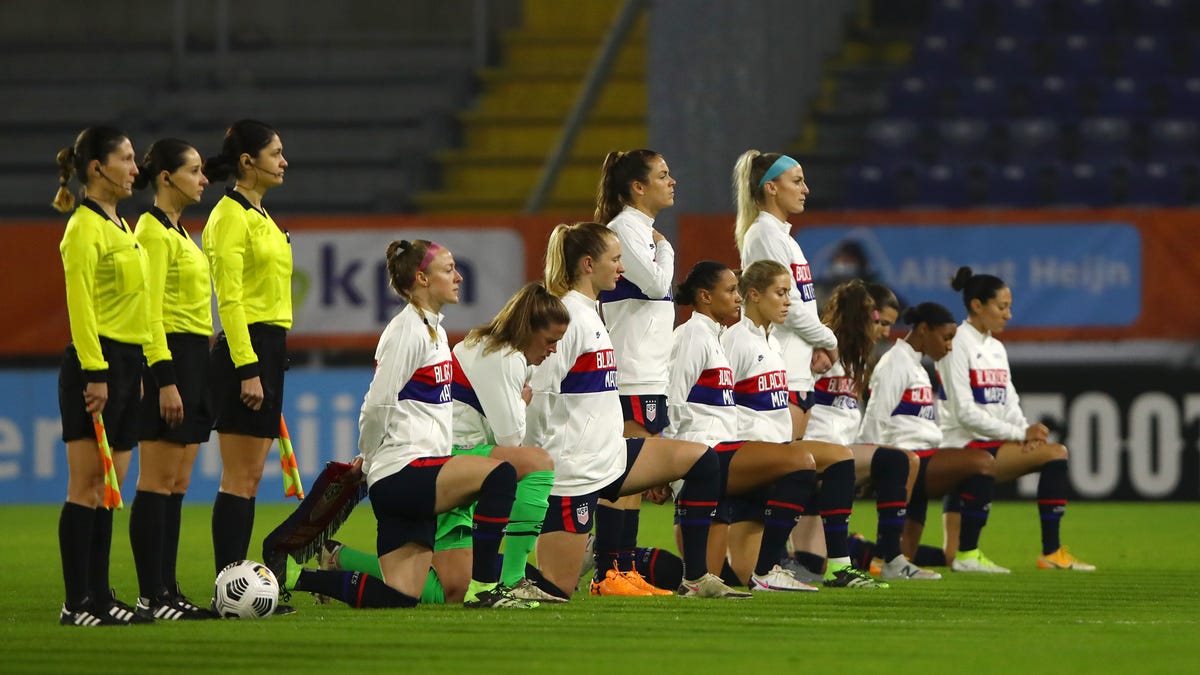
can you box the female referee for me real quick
[936,267,1094,571]
[53,126,153,626]
[128,139,215,619]
[591,149,678,597]
[528,222,744,599]
[201,120,292,579]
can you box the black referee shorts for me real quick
[59,338,144,450]
[140,333,213,445]
[210,323,287,439]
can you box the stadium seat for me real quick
[1054,161,1108,206]
[1075,117,1134,162]
[991,0,1051,36]
[1122,161,1187,206]
[844,163,897,209]
[982,35,1039,77]
[1164,77,1200,116]
[1047,34,1109,78]
[1058,0,1118,34]
[1004,117,1064,163]
[925,0,983,36]
[887,76,938,117]
[1119,35,1177,78]
[1022,76,1082,118]
[953,76,1010,118]
[912,34,965,77]
[984,163,1043,207]
[1145,118,1199,161]
[864,118,925,159]
[914,163,970,208]
[1092,77,1152,117]
[933,118,993,162]
[1128,0,1188,34]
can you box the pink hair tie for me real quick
[418,242,443,272]
[872,310,880,321]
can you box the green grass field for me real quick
[1,501,1195,674]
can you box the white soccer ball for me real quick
[212,560,279,619]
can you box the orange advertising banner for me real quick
[4,207,1198,357]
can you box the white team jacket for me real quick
[936,320,1028,446]
[665,312,738,446]
[859,339,942,450]
[359,305,453,487]
[526,290,626,496]
[451,339,528,448]
[804,360,862,446]
[599,206,676,396]
[722,315,793,443]
[739,211,837,392]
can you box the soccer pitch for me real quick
[1,501,1195,674]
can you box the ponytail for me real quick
[594,149,660,224]
[134,138,196,191]
[950,265,1006,314]
[385,239,439,342]
[465,282,571,355]
[902,302,956,329]
[822,280,875,397]
[52,126,128,213]
[675,260,729,307]
[544,222,613,297]
[204,119,277,182]
[733,150,795,252]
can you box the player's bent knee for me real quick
[1048,443,1069,461]
[969,451,996,476]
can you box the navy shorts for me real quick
[542,439,645,534]
[620,395,670,435]
[789,390,815,412]
[966,440,1004,456]
[368,456,452,555]
[210,323,287,438]
[140,333,213,445]
[59,338,144,451]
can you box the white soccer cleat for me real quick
[750,565,820,592]
[678,573,752,599]
[881,554,942,580]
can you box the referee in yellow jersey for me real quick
[128,139,216,620]
[53,127,153,626]
[200,120,293,594]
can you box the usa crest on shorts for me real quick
[576,504,590,525]
[645,401,657,422]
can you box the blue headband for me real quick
[758,155,799,187]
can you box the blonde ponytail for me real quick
[544,222,613,297]
[732,149,762,252]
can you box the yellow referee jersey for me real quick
[59,199,151,377]
[202,187,292,371]
[135,206,213,383]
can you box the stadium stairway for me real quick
[784,5,917,209]
[415,0,647,214]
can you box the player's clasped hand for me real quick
[83,381,108,415]
[241,376,265,411]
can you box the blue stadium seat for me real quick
[912,34,966,77]
[991,0,1051,36]
[981,35,1039,77]
[1123,161,1187,206]
[1092,77,1152,117]
[1047,34,1109,78]
[926,0,983,36]
[1058,0,1118,34]
[1165,77,1200,116]
[933,118,994,162]
[887,76,938,117]
[1054,162,1109,206]
[954,76,1010,118]
[1023,76,1082,118]
[985,163,1044,207]
[915,163,970,208]
[864,118,926,159]
[1128,0,1188,34]
[1145,118,1199,161]
[1075,117,1134,162]
[1119,35,1176,78]
[1004,117,1063,162]
[844,164,898,209]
